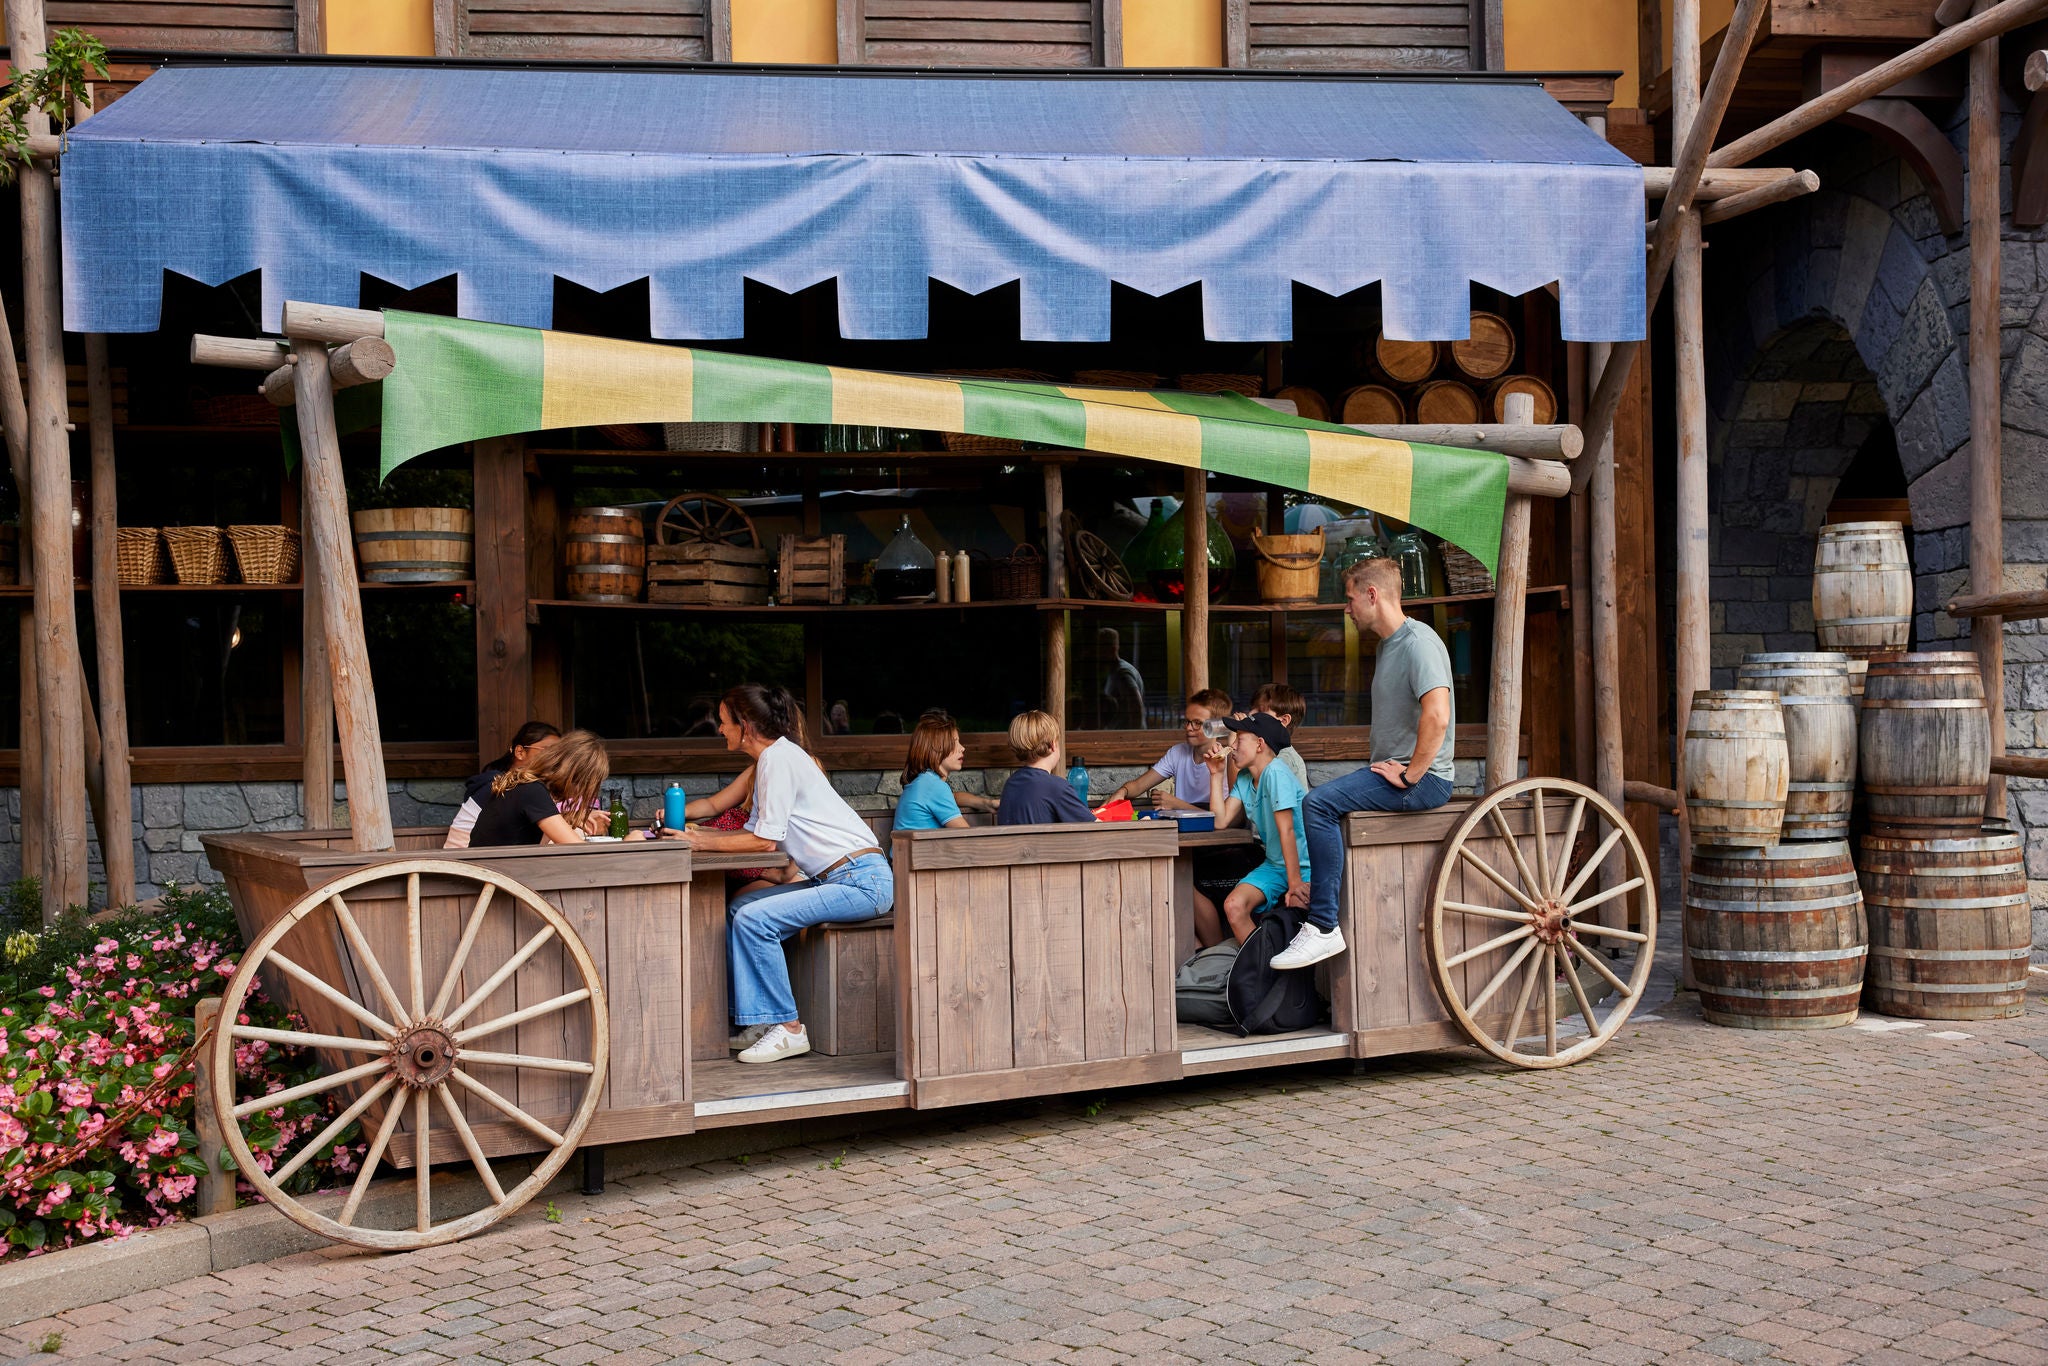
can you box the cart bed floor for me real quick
[1178,1023,1352,1074]
[692,1050,908,1127]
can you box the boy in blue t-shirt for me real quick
[1193,712,1312,947]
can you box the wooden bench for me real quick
[787,916,897,1056]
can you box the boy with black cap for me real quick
[1193,711,1312,947]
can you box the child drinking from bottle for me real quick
[1105,689,1233,808]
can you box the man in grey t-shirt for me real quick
[1272,556,1456,970]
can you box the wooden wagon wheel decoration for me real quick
[210,860,608,1250]
[655,493,758,548]
[1428,777,1656,1069]
[1061,511,1133,601]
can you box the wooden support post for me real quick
[290,340,393,851]
[0,240,38,886]
[84,335,134,908]
[1043,461,1067,729]
[1970,14,2007,818]
[11,0,88,916]
[1182,469,1209,693]
[1588,345,1630,924]
[1485,394,1537,792]
[301,493,334,829]
[1674,0,1707,989]
[190,997,236,1216]
[1566,342,1596,787]
[474,436,531,771]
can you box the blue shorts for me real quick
[1235,862,1294,911]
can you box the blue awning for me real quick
[62,63,1645,343]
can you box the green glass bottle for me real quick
[1149,497,1236,604]
[607,790,629,839]
[1124,501,1170,602]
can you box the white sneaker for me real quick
[729,1023,771,1051]
[1270,924,1345,970]
[737,1023,811,1064]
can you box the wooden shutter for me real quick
[1238,1,1472,70]
[856,0,1101,67]
[455,0,712,60]
[49,0,297,52]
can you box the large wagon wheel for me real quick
[1428,777,1655,1069]
[656,492,757,548]
[210,860,608,1250]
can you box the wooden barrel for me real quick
[1372,334,1440,385]
[1449,311,1517,380]
[1686,841,1867,1029]
[1813,521,1911,658]
[1338,383,1407,425]
[1684,689,1790,848]
[1859,652,1990,839]
[565,505,645,602]
[1856,831,2030,1019]
[1485,375,1558,424]
[1413,379,1483,425]
[351,507,474,584]
[1272,385,1330,422]
[1736,653,1857,841]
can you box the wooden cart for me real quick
[201,775,1653,1252]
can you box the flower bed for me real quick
[1,883,365,1259]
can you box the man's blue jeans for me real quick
[1303,768,1454,931]
[728,852,893,1026]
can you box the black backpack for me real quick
[1226,905,1326,1036]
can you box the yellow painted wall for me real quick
[1124,0,1223,67]
[733,0,839,63]
[1504,0,1639,107]
[324,0,435,56]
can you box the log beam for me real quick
[1484,393,1537,792]
[2026,47,2048,87]
[259,336,394,406]
[1623,780,1681,812]
[190,334,289,371]
[1345,422,1583,459]
[1642,166,1805,198]
[1946,586,2048,620]
[1992,754,2048,778]
[280,301,385,344]
[1700,169,1822,225]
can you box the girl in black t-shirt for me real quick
[470,730,638,847]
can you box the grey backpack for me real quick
[1174,941,1240,1027]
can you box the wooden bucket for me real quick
[1413,379,1483,425]
[1813,521,1911,658]
[564,505,645,602]
[1371,334,1440,385]
[1683,689,1789,848]
[1485,375,1558,424]
[1338,384,1407,425]
[1250,528,1324,606]
[1736,653,1857,841]
[1686,840,1867,1029]
[352,507,474,584]
[1449,311,1516,380]
[1859,652,1989,839]
[1856,831,2030,1019]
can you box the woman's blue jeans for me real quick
[727,852,894,1027]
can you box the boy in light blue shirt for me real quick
[1193,712,1311,947]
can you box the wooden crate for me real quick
[778,533,845,605]
[647,541,773,606]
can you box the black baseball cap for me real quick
[1221,712,1290,754]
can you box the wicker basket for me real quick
[116,527,166,585]
[189,393,279,427]
[937,369,1056,453]
[163,526,229,585]
[1175,373,1263,396]
[989,544,1045,600]
[227,525,301,584]
[1072,369,1164,391]
[663,421,758,453]
[1441,543,1494,595]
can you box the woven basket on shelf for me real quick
[116,527,167,585]
[189,393,279,427]
[1072,369,1164,391]
[227,525,301,584]
[1441,543,1494,595]
[663,421,757,453]
[163,526,229,585]
[989,544,1046,600]
[936,369,1056,453]
[1175,373,1263,396]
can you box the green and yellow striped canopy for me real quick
[378,311,1510,571]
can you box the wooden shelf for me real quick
[0,580,474,597]
[529,584,1567,617]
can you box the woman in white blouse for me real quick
[681,683,892,1063]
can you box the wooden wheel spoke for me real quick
[330,893,410,1026]
[429,884,497,1019]
[1543,946,1558,1057]
[443,924,559,1029]
[458,1049,597,1076]
[1504,946,1545,1051]
[448,1068,567,1147]
[1569,919,1650,944]
[435,1084,507,1204]
[232,1023,391,1056]
[1561,947,1603,1040]
[414,1090,432,1234]
[1488,806,1543,905]
[1457,847,1543,913]
[1443,900,1533,924]
[1562,935,1631,997]
[1551,797,1586,897]
[1531,792,1552,898]
[271,1075,396,1187]
[339,1087,408,1228]
[1467,936,1541,1015]
[1558,827,1627,906]
[266,950,400,1039]
[1567,878,1646,920]
[232,1057,390,1121]
[454,988,593,1046]
[406,873,426,1019]
[1446,924,1534,970]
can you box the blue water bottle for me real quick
[663,782,687,832]
[1067,756,1089,805]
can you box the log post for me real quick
[84,335,134,908]
[1674,0,1707,989]
[10,0,89,916]
[301,506,334,829]
[1183,468,1209,693]
[1485,393,1536,791]
[0,252,39,886]
[1043,461,1067,730]
[1588,344,1630,925]
[190,997,236,1216]
[289,340,392,850]
[1970,12,2008,818]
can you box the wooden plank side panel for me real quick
[1080,859,1128,1061]
[1357,845,1413,1030]
[1010,865,1088,1070]
[1150,856,1177,1056]
[688,878,729,1062]
[600,882,686,1111]
[933,866,1012,1078]
[1403,840,1448,1026]
[1116,858,1158,1062]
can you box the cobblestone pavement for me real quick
[7,981,2048,1366]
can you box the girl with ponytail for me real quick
[683,683,893,1064]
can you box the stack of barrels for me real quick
[1684,519,2028,1027]
[1329,315,1558,429]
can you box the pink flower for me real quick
[56,1080,93,1108]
